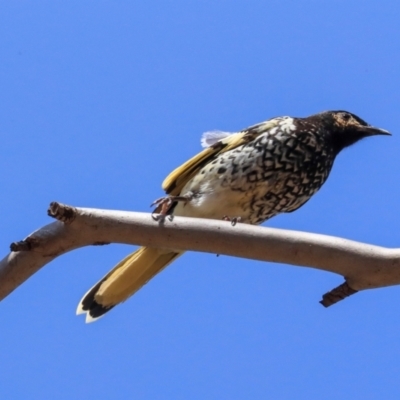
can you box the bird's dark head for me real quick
[314,110,390,153]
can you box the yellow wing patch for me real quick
[162,119,279,195]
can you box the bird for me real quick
[77,110,390,322]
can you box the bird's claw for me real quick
[151,213,174,222]
[151,213,164,221]
[151,194,193,220]
[150,196,172,209]
[222,216,242,226]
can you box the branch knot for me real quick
[320,282,358,307]
[47,202,77,224]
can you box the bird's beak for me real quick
[359,126,391,136]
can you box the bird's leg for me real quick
[222,216,242,226]
[151,193,193,221]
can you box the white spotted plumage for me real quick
[174,116,334,224]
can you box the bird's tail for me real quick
[76,247,182,323]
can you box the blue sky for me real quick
[1,1,400,399]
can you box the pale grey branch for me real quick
[1,202,400,306]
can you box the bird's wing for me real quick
[162,119,280,195]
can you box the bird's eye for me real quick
[341,113,351,121]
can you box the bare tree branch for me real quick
[1,202,400,306]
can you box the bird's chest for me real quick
[175,133,334,224]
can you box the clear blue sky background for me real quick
[1,2,399,399]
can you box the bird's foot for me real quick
[222,215,242,226]
[151,194,193,221]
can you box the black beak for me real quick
[359,126,391,136]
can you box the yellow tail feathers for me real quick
[77,247,182,323]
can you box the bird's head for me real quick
[316,110,390,153]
